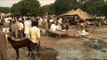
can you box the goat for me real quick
[7,36,33,60]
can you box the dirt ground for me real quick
[7,26,107,60]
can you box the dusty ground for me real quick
[7,26,107,60]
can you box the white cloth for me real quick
[50,24,57,31]
[19,22,24,30]
[56,24,62,30]
[38,18,43,26]
[58,18,62,24]
[3,27,9,33]
[78,30,89,36]
[28,20,32,27]
[24,20,31,34]
[49,19,54,23]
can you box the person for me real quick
[24,18,31,38]
[56,23,62,31]
[11,20,19,39]
[58,18,62,25]
[29,21,40,57]
[78,29,89,36]
[18,20,24,39]
[80,22,86,30]
[38,17,43,28]
[62,22,69,31]
[0,23,7,60]
[49,22,57,32]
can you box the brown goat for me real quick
[7,36,33,60]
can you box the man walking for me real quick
[29,21,40,59]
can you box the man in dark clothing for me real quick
[0,23,7,60]
[62,22,69,31]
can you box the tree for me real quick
[0,7,10,13]
[40,4,55,15]
[11,0,40,16]
[54,0,79,15]
[81,0,107,16]
[40,5,51,15]
[49,4,55,15]
[96,1,107,16]
[11,3,22,16]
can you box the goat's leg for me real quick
[16,49,19,60]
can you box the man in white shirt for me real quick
[24,18,31,38]
[38,17,43,28]
[49,22,57,32]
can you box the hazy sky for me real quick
[0,0,55,7]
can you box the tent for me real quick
[60,8,94,20]
[71,8,94,20]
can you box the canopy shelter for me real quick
[71,8,94,20]
[60,8,95,20]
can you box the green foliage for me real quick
[53,0,107,16]
[54,0,79,15]
[40,4,55,15]
[49,4,55,14]
[0,7,10,13]
[40,5,50,15]
[11,3,21,16]
[11,0,40,16]
[82,0,107,16]
[96,1,107,16]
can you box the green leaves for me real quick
[54,0,80,15]
[0,7,10,13]
[11,0,40,16]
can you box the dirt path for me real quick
[7,26,107,60]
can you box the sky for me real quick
[0,0,55,7]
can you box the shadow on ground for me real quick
[37,47,58,60]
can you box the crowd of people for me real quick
[0,15,70,39]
